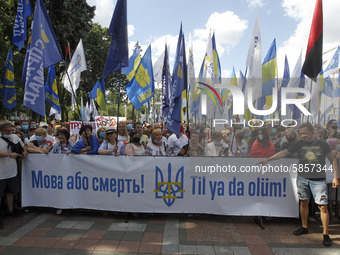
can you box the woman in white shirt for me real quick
[146,129,168,156]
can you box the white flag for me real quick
[49,107,61,120]
[85,101,91,121]
[246,14,262,101]
[90,99,98,119]
[153,50,165,83]
[64,39,87,94]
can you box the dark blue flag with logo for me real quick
[12,0,32,51]
[23,0,63,117]
[125,45,155,110]
[166,24,187,136]
[45,65,61,113]
[103,0,128,78]
[1,46,17,110]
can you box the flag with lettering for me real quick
[12,0,32,51]
[125,45,155,110]
[1,46,17,110]
[23,0,63,116]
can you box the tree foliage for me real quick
[0,0,129,121]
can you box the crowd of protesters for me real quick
[0,118,340,245]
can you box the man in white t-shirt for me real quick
[0,120,26,227]
[168,126,188,156]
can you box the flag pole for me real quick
[116,70,122,144]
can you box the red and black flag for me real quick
[65,42,71,70]
[302,0,323,81]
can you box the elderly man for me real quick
[259,122,339,247]
[0,120,26,227]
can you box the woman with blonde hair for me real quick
[146,129,168,156]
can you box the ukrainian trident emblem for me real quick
[154,163,185,207]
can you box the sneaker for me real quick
[293,227,308,235]
[323,234,332,246]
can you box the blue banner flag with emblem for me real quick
[162,44,171,118]
[89,79,107,112]
[122,46,141,81]
[1,46,17,110]
[12,0,32,51]
[103,0,128,78]
[125,45,155,110]
[23,0,63,117]
[45,65,61,113]
[166,24,187,136]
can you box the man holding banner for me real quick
[260,122,339,247]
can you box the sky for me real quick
[86,0,340,79]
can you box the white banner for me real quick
[95,116,126,130]
[69,121,96,142]
[22,155,299,217]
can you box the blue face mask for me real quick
[244,132,251,137]
[3,134,11,139]
[35,136,43,142]
[22,125,29,130]
[154,139,162,144]
[99,132,105,138]
[271,128,277,133]
[30,124,37,128]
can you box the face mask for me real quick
[3,134,11,139]
[184,127,187,132]
[244,132,251,137]
[258,134,263,141]
[132,137,140,143]
[225,136,232,142]
[271,128,277,133]
[154,139,162,144]
[35,136,43,142]
[99,132,105,138]
[22,125,29,130]
[214,140,222,146]
[336,144,340,151]
[30,124,37,128]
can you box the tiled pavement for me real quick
[0,208,339,254]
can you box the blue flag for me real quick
[103,0,128,78]
[212,32,222,84]
[125,45,155,110]
[162,44,171,117]
[166,24,187,136]
[122,46,141,81]
[12,0,32,51]
[1,46,17,110]
[45,65,61,113]
[23,0,63,117]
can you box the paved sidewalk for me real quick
[0,208,339,254]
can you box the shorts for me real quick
[297,176,328,205]
[0,176,19,197]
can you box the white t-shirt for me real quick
[0,134,23,179]
[146,142,168,156]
